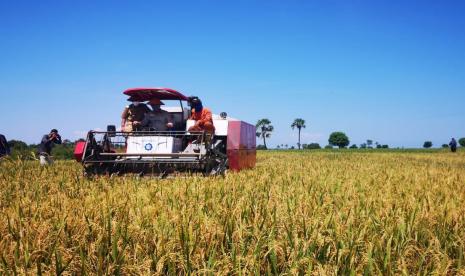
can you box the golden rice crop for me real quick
[1,150,464,275]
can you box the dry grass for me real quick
[1,150,464,275]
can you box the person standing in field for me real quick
[0,134,10,158]
[187,96,215,134]
[121,100,150,132]
[449,138,457,152]
[38,129,62,165]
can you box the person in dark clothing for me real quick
[142,98,175,131]
[0,134,10,158]
[38,129,62,165]
[449,138,457,153]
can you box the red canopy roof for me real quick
[123,88,188,101]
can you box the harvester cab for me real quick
[74,88,256,176]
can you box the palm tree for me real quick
[256,119,273,149]
[291,118,306,149]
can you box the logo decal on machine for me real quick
[144,143,153,151]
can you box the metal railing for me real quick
[82,130,210,163]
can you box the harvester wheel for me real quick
[205,154,228,176]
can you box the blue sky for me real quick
[1,0,464,148]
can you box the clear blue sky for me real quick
[1,0,464,148]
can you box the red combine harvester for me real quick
[74,88,256,176]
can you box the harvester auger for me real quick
[74,88,256,176]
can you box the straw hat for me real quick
[148,98,165,105]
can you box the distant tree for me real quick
[256,119,273,150]
[349,144,358,149]
[367,140,373,148]
[423,141,433,148]
[285,144,288,149]
[376,144,382,149]
[290,146,295,149]
[8,140,28,150]
[291,118,306,149]
[324,145,333,149]
[442,144,449,148]
[382,145,389,149]
[459,138,465,147]
[53,144,75,159]
[256,145,267,150]
[360,143,367,149]
[328,132,350,148]
[62,139,73,145]
[7,140,34,159]
[304,143,321,150]
[277,145,281,149]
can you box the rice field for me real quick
[1,150,464,275]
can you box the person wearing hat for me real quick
[142,98,175,131]
[121,98,150,132]
[187,96,215,134]
[37,129,62,165]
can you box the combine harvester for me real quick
[74,88,256,176]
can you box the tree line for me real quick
[3,123,464,158]
[256,118,465,150]
[4,139,80,160]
